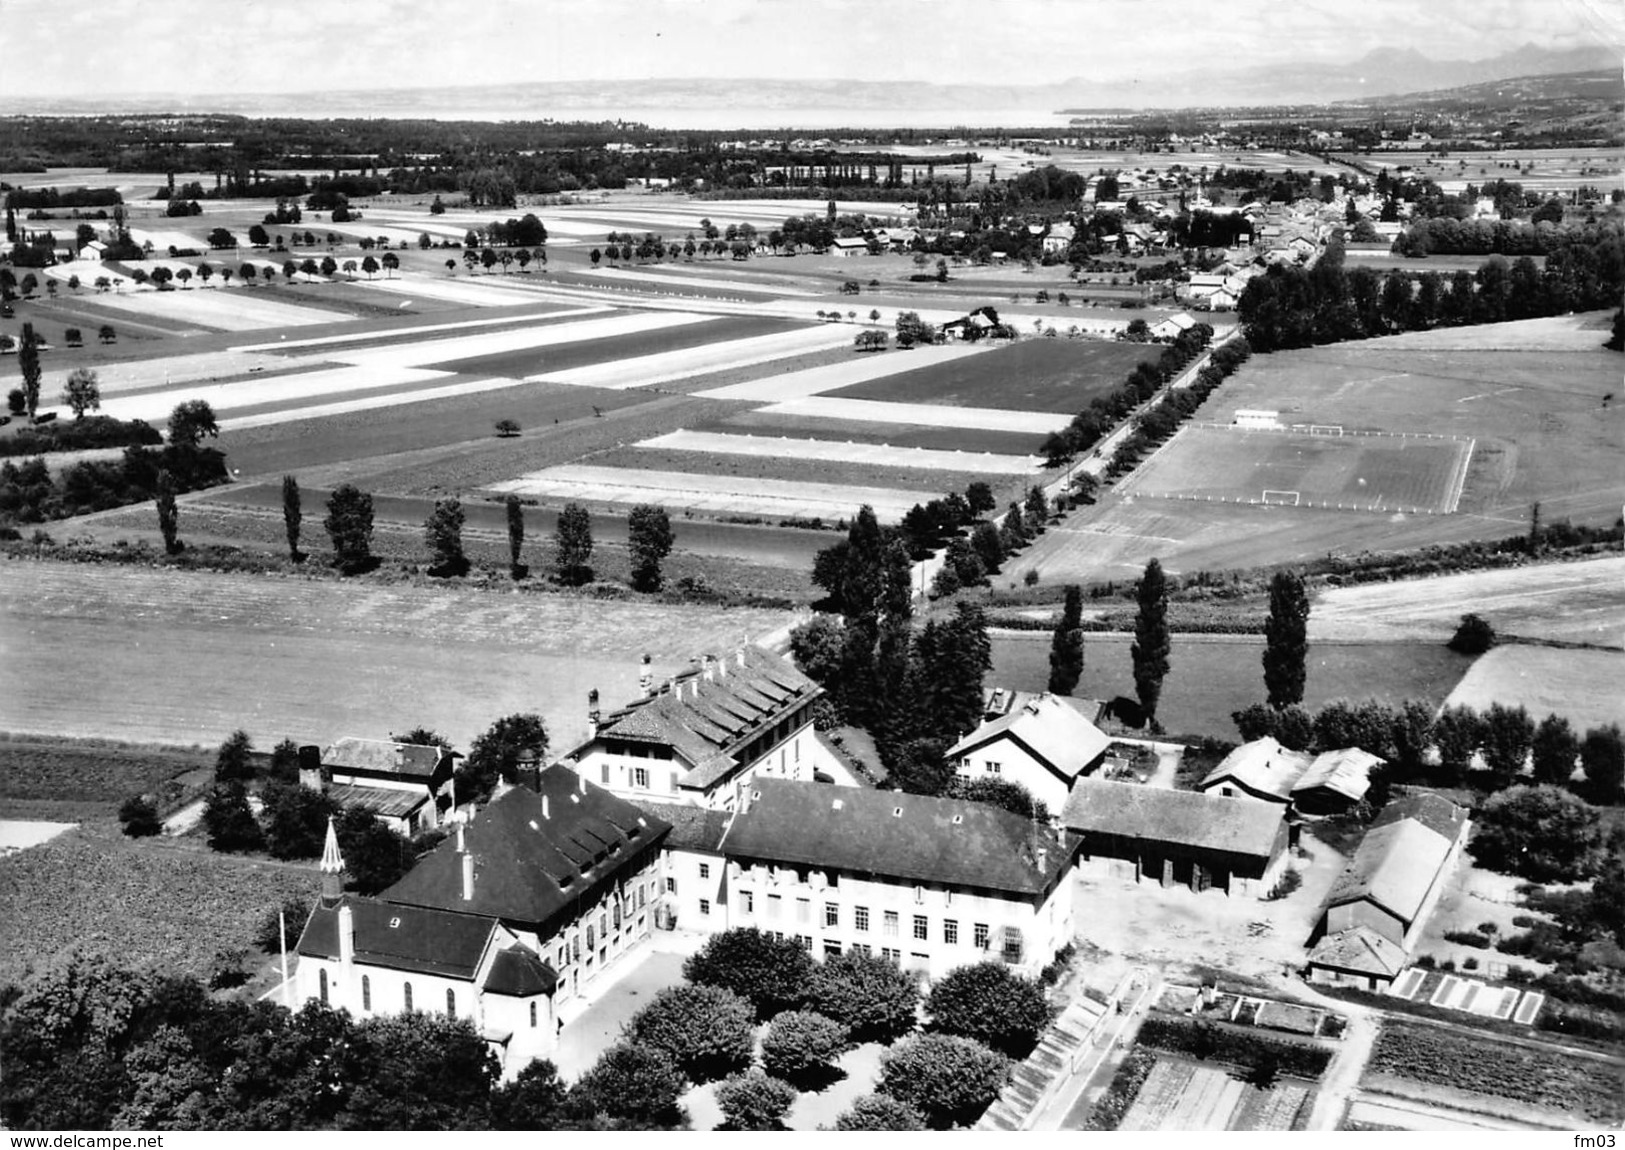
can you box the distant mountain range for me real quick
[4,42,1618,118]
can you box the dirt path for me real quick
[1294,984,1381,1130]
[1309,554,1625,646]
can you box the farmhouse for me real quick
[1291,747,1379,815]
[1061,778,1291,897]
[719,779,1078,981]
[1199,737,1380,815]
[560,646,852,812]
[946,689,1111,814]
[1042,223,1075,254]
[1149,313,1197,341]
[305,737,458,836]
[297,764,671,1077]
[831,237,869,257]
[1306,792,1470,989]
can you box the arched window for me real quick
[318,968,328,1005]
[361,975,371,1012]
[529,1002,538,1028]
[446,988,456,1017]
[404,981,413,1012]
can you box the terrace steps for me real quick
[974,999,1103,1130]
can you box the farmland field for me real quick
[633,429,1040,475]
[1118,1057,1311,1131]
[1118,425,1471,514]
[1442,645,1625,732]
[989,633,1476,739]
[701,407,1052,456]
[0,737,212,822]
[829,337,1159,412]
[0,561,796,753]
[0,822,320,987]
[1364,1020,1625,1125]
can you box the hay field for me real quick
[1443,647,1625,733]
[1118,425,1472,514]
[529,324,854,389]
[636,428,1041,475]
[696,342,993,401]
[702,407,1051,455]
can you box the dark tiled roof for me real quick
[1326,819,1453,924]
[591,647,820,789]
[1061,779,1286,860]
[483,945,558,997]
[1373,791,1468,842]
[381,765,670,933]
[724,779,1070,896]
[323,737,447,781]
[630,800,732,853]
[296,897,497,979]
[1308,926,1406,978]
[328,783,429,820]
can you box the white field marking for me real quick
[573,267,819,297]
[229,306,609,353]
[318,309,718,371]
[97,364,451,423]
[82,286,348,331]
[489,465,928,522]
[350,274,552,308]
[759,395,1071,434]
[638,430,1043,475]
[695,342,992,401]
[217,375,549,432]
[526,325,853,390]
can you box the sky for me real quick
[0,0,1617,98]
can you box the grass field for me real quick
[0,561,796,753]
[0,822,320,988]
[830,337,1158,413]
[419,314,798,377]
[1443,645,1625,732]
[989,633,1476,739]
[1005,312,1623,586]
[1119,425,1471,514]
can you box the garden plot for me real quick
[1388,968,1427,1000]
[489,464,927,522]
[638,429,1041,475]
[760,395,1071,435]
[696,342,992,402]
[527,324,855,389]
[85,285,349,331]
[1512,991,1545,1025]
[1120,1061,1248,1130]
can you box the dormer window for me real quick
[389,917,401,929]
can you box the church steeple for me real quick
[320,817,345,906]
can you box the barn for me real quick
[1062,779,1291,898]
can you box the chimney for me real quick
[588,688,601,736]
[337,903,354,967]
[639,654,653,697]
[1035,844,1048,873]
[579,770,587,795]
[298,745,325,792]
[516,746,542,792]
[542,794,550,820]
[461,849,475,901]
[736,649,746,667]
[455,821,466,853]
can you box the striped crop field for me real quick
[636,429,1042,475]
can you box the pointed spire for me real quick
[319,817,345,906]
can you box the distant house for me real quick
[1306,792,1470,989]
[559,646,852,812]
[1201,738,1380,815]
[946,690,1110,814]
[1042,223,1075,254]
[1148,312,1197,341]
[80,239,107,261]
[1061,778,1291,897]
[1232,409,1282,430]
[831,237,868,257]
[942,306,1001,340]
[1207,287,1240,311]
[311,737,459,836]
[1291,748,1379,815]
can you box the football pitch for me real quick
[1117,424,1473,514]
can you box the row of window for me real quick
[554,880,654,970]
[764,932,920,967]
[734,891,993,949]
[318,969,544,1029]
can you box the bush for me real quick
[833,1093,928,1131]
[877,1033,1009,1129]
[804,949,921,1044]
[761,1010,850,1082]
[117,794,161,837]
[1040,942,1077,987]
[1471,784,1603,883]
[254,895,313,952]
[623,984,755,1083]
[1263,867,1303,901]
[1449,612,1497,654]
[714,1070,796,1131]
[1086,1046,1157,1130]
[924,960,1054,1059]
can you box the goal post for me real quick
[1307,424,1344,436]
[1261,490,1301,506]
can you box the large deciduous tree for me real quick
[1470,784,1602,883]
[461,713,549,802]
[877,1033,1009,1130]
[760,1010,850,1082]
[168,399,220,448]
[333,807,416,895]
[683,927,813,1021]
[568,1042,688,1129]
[61,368,101,419]
[1581,724,1624,805]
[1481,702,1536,787]
[155,469,181,554]
[215,728,254,781]
[203,782,263,853]
[324,484,375,574]
[505,494,526,579]
[834,1094,928,1131]
[554,502,593,585]
[627,503,674,591]
[1047,584,1084,695]
[923,961,1054,1059]
[1262,570,1310,708]
[18,323,42,418]
[1131,558,1171,727]
[804,949,921,1044]
[624,985,755,1083]
[713,1070,796,1131]
[1530,713,1579,787]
